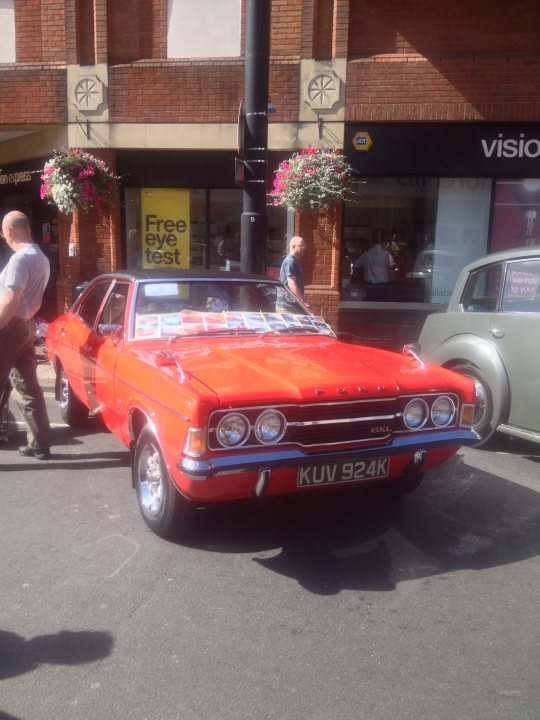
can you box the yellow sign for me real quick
[352,131,373,152]
[141,189,190,269]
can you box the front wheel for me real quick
[133,427,194,539]
[58,366,89,427]
[449,362,497,446]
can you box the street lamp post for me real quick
[240,0,270,275]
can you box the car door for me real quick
[80,280,130,434]
[488,258,540,433]
[59,280,113,406]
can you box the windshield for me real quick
[131,279,333,339]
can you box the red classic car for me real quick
[46,270,478,538]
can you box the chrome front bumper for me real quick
[178,428,479,481]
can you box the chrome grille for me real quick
[207,394,459,451]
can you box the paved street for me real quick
[0,354,539,720]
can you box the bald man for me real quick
[279,235,306,301]
[0,211,51,459]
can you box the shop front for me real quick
[117,150,288,273]
[340,122,540,349]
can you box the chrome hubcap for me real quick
[138,444,164,516]
[59,373,69,410]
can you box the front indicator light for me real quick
[254,410,286,444]
[403,398,429,430]
[183,427,206,457]
[431,396,456,427]
[460,404,476,428]
[216,413,249,448]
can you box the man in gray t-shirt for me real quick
[0,211,51,459]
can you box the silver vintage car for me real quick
[418,246,540,446]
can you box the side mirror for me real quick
[98,323,123,344]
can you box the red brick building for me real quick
[1,0,539,345]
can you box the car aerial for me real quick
[418,246,540,446]
[46,269,478,539]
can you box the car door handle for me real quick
[490,328,505,339]
[81,343,94,354]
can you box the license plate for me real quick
[297,457,389,487]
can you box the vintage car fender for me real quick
[424,333,510,429]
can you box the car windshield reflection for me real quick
[131,280,333,340]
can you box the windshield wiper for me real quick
[168,329,260,342]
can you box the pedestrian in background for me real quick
[279,235,307,302]
[354,239,395,285]
[0,211,52,460]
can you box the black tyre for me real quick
[450,362,496,446]
[133,427,194,539]
[58,366,89,427]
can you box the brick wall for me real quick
[107,0,166,64]
[346,57,540,122]
[0,67,67,124]
[296,205,342,328]
[271,0,303,57]
[347,0,540,121]
[109,61,244,122]
[109,59,299,123]
[14,0,66,63]
[348,0,540,58]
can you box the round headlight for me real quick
[431,396,456,427]
[254,410,286,444]
[403,398,429,430]
[216,413,249,447]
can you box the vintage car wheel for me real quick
[449,363,496,445]
[58,367,89,427]
[133,427,194,539]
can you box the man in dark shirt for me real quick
[279,236,306,302]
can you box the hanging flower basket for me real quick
[40,148,119,214]
[271,147,354,212]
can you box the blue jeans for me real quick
[0,318,51,450]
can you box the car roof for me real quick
[93,269,275,283]
[462,246,540,273]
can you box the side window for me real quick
[99,283,130,327]
[501,259,540,313]
[78,282,112,328]
[461,263,503,312]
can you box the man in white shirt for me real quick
[0,211,51,459]
[354,240,395,284]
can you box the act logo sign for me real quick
[141,189,190,269]
[352,131,373,152]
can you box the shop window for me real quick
[125,187,286,272]
[0,1,15,63]
[167,0,241,58]
[491,179,540,253]
[342,177,491,305]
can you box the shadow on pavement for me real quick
[0,451,129,473]
[181,453,540,595]
[0,628,114,681]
